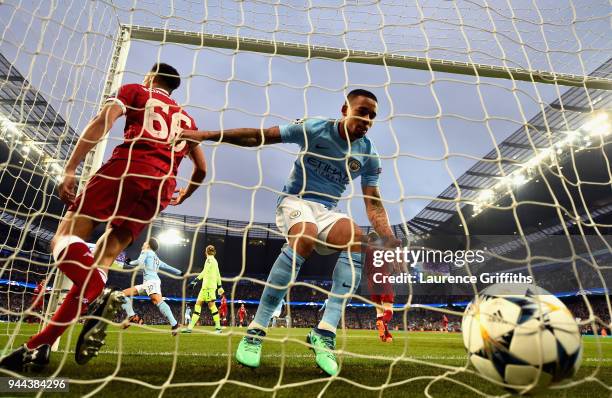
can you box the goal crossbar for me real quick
[126,24,612,91]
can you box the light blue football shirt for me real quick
[278,118,381,208]
[129,250,182,283]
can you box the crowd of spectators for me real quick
[113,293,610,335]
[0,281,610,335]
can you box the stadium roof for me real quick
[0,53,79,166]
[406,57,612,238]
[0,52,79,247]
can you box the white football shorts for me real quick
[275,196,349,255]
[134,280,162,296]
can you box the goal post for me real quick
[47,25,131,352]
[81,25,133,184]
[126,24,612,90]
[1,2,611,395]
[44,19,612,369]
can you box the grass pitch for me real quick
[0,323,610,397]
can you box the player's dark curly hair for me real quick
[347,89,377,103]
[148,238,159,252]
[150,63,181,93]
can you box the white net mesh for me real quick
[0,0,610,396]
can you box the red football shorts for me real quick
[370,293,395,304]
[366,268,395,304]
[68,159,176,242]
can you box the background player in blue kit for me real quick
[120,238,183,335]
[181,89,400,376]
[184,305,192,326]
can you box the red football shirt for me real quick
[220,296,227,312]
[34,282,44,295]
[32,282,45,306]
[364,245,394,298]
[106,84,196,176]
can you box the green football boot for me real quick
[306,329,338,376]
[235,329,265,368]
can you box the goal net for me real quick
[0,0,610,396]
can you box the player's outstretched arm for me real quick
[159,260,184,277]
[363,185,399,245]
[126,253,144,268]
[363,185,404,273]
[188,267,206,289]
[212,258,224,295]
[189,268,206,284]
[170,144,207,206]
[59,103,123,204]
[181,126,282,147]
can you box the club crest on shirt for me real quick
[348,158,361,172]
[289,210,302,219]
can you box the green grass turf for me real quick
[0,323,609,397]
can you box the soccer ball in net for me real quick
[461,284,582,392]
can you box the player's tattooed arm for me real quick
[59,103,123,204]
[170,144,207,206]
[363,185,399,245]
[181,126,282,147]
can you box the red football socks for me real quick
[382,309,393,322]
[27,239,105,349]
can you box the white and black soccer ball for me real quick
[462,283,582,392]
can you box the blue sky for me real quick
[1,0,610,225]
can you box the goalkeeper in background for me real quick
[182,245,224,333]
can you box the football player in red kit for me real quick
[442,314,449,332]
[31,280,46,312]
[364,232,395,343]
[219,294,228,326]
[238,304,247,327]
[0,63,206,372]
[25,280,47,323]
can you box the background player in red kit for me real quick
[219,294,228,326]
[0,63,207,372]
[238,304,247,327]
[31,280,46,311]
[364,232,395,343]
[25,280,47,323]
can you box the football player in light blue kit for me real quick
[181,89,399,376]
[184,305,192,326]
[121,238,183,335]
